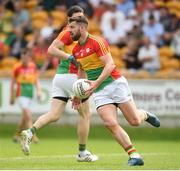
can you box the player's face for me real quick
[68,22,81,41]
[21,52,31,66]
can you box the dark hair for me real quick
[149,14,155,20]
[21,48,32,56]
[68,16,88,25]
[67,5,84,17]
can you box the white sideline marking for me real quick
[0,152,177,161]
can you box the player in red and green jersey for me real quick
[10,48,41,143]
[69,16,160,166]
[20,6,98,162]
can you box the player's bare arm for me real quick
[48,39,70,59]
[48,38,78,68]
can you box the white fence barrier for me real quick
[0,78,180,116]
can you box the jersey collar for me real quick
[78,34,89,46]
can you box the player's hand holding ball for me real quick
[84,80,98,95]
[73,79,91,99]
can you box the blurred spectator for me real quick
[138,37,160,73]
[101,1,125,25]
[40,56,59,75]
[4,0,14,11]
[0,1,13,34]
[32,36,49,69]
[31,36,57,70]
[91,1,108,22]
[38,0,62,11]
[101,1,125,39]
[12,0,31,34]
[166,14,180,33]
[122,39,142,72]
[102,16,126,47]
[142,15,164,46]
[41,26,54,40]
[172,29,180,60]
[136,0,151,15]
[117,0,135,16]
[89,0,101,8]
[143,0,160,24]
[9,27,27,59]
[27,29,41,49]
[159,7,171,32]
[77,0,94,18]
[159,8,179,47]
[63,0,78,9]
[40,16,54,40]
[122,9,140,35]
[162,32,172,47]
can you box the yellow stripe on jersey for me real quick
[57,30,68,40]
[17,74,36,84]
[89,35,109,55]
[64,41,77,54]
[77,53,104,71]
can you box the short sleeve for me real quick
[57,30,73,45]
[93,37,110,57]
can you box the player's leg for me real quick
[13,97,32,143]
[97,104,144,166]
[22,107,39,143]
[119,99,158,128]
[33,98,66,129]
[23,108,33,128]
[116,77,160,127]
[76,100,98,162]
[118,99,146,126]
[77,100,90,146]
[13,113,26,143]
[21,98,67,155]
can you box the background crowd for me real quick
[0,0,180,79]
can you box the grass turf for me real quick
[0,124,180,170]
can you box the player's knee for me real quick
[49,110,60,122]
[104,121,119,132]
[128,117,141,126]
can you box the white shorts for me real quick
[52,74,78,100]
[17,96,33,110]
[92,76,132,109]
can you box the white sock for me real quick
[79,149,90,156]
[130,153,141,158]
[27,129,33,139]
[140,109,148,120]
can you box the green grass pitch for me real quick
[0,124,180,170]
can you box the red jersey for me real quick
[72,34,121,92]
[13,62,37,98]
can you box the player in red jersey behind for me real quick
[10,48,41,143]
[20,6,98,162]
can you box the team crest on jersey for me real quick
[86,48,90,53]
